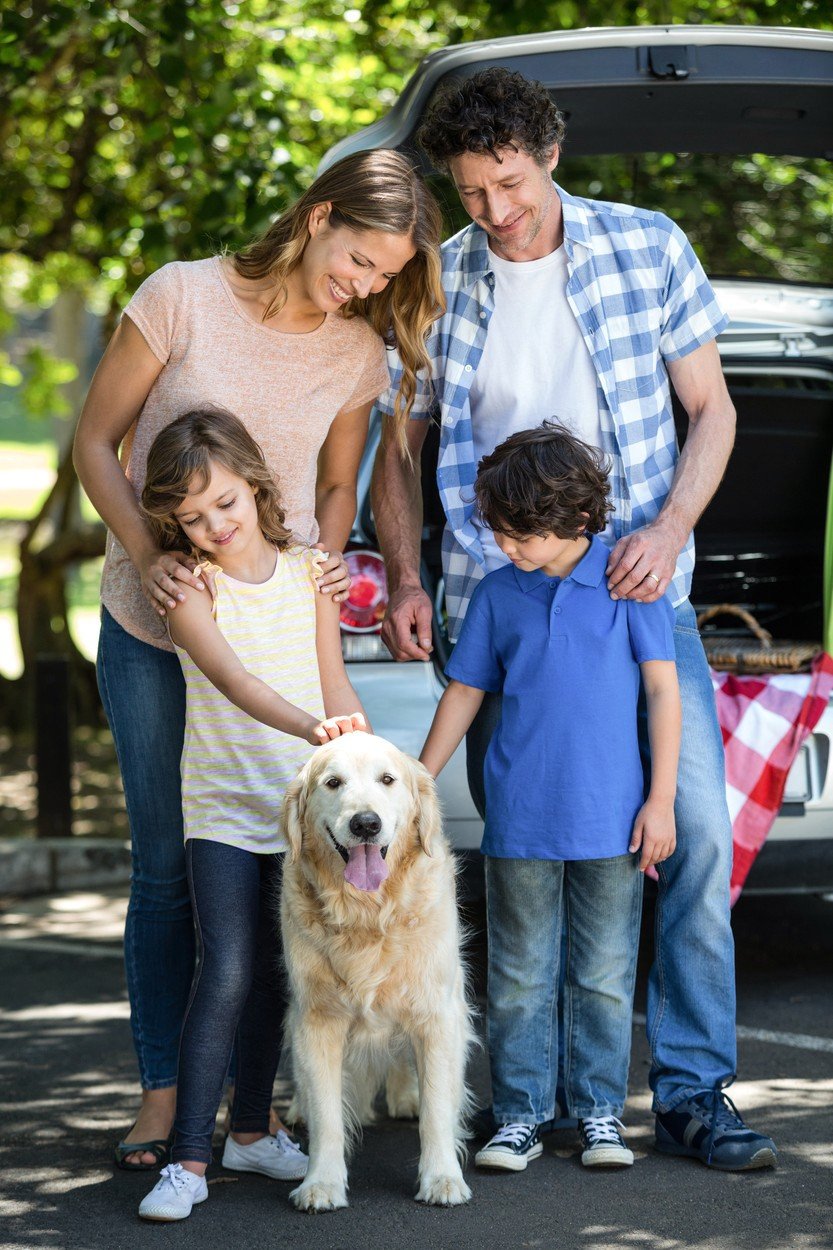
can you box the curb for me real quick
[0,838,131,897]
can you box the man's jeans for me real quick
[97,607,194,1089]
[486,854,642,1123]
[172,842,285,1165]
[467,598,736,1114]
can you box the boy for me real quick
[420,422,681,1171]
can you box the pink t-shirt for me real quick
[100,257,389,649]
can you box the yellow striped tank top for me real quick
[174,545,324,853]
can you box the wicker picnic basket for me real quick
[696,604,819,675]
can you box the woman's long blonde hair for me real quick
[141,408,293,558]
[234,149,444,450]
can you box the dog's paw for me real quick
[415,1172,472,1207]
[290,1179,349,1213]
[386,1088,420,1120]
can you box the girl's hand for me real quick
[313,544,351,604]
[629,800,676,872]
[308,712,368,745]
[139,549,206,617]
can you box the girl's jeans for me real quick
[486,854,642,1123]
[172,841,285,1165]
[467,599,737,1115]
[96,607,193,1090]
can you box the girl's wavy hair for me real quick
[233,149,445,455]
[141,408,292,557]
[474,421,612,539]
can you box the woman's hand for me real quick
[139,549,207,617]
[313,544,351,604]
[308,712,368,745]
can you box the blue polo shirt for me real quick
[445,533,676,860]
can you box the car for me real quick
[328,25,833,895]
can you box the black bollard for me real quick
[35,654,73,838]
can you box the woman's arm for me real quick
[629,659,681,871]
[168,588,352,744]
[419,680,486,779]
[314,584,370,728]
[72,315,206,615]
[313,399,374,602]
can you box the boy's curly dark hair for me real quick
[417,67,567,170]
[474,421,612,540]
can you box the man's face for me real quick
[448,144,560,261]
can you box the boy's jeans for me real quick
[467,598,737,1115]
[486,854,643,1123]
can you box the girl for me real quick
[73,149,443,1166]
[135,408,368,1222]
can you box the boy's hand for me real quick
[309,712,368,745]
[629,799,676,872]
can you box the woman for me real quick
[73,149,443,1168]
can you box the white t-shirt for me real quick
[470,244,610,570]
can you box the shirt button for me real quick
[465,364,472,372]
[479,311,486,318]
[554,606,562,614]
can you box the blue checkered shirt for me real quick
[376,184,729,641]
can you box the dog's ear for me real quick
[281,772,306,863]
[413,760,441,858]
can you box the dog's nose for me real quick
[349,811,382,839]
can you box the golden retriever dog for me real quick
[280,731,475,1212]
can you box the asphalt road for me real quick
[1,886,832,1250]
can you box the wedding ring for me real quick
[647,572,660,584]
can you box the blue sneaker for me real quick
[475,1123,543,1171]
[655,1091,777,1171]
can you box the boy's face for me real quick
[493,529,581,575]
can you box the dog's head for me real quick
[281,733,440,893]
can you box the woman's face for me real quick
[299,206,416,312]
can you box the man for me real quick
[371,67,777,1171]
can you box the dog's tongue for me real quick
[344,843,389,892]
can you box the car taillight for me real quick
[340,550,393,662]
[340,549,388,633]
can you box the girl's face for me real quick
[299,206,416,312]
[173,460,260,563]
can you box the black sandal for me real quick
[114,1126,172,1171]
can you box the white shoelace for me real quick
[157,1163,191,1191]
[581,1116,626,1146]
[273,1130,304,1155]
[491,1123,536,1147]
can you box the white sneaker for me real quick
[138,1163,208,1221]
[221,1130,308,1181]
[579,1116,634,1167]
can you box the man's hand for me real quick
[605,520,684,603]
[381,584,434,662]
[629,799,676,872]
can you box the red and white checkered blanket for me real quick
[712,652,833,903]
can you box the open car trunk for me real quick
[681,359,833,645]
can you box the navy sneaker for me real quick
[655,1091,778,1171]
[475,1123,543,1172]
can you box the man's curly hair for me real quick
[417,67,566,170]
[474,422,612,540]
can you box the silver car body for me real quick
[331,25,833,891]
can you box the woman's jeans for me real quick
[171,841,285,1165]
[467,599,737,1115]
[97,607,193,1090]
[486,854,642,1123]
